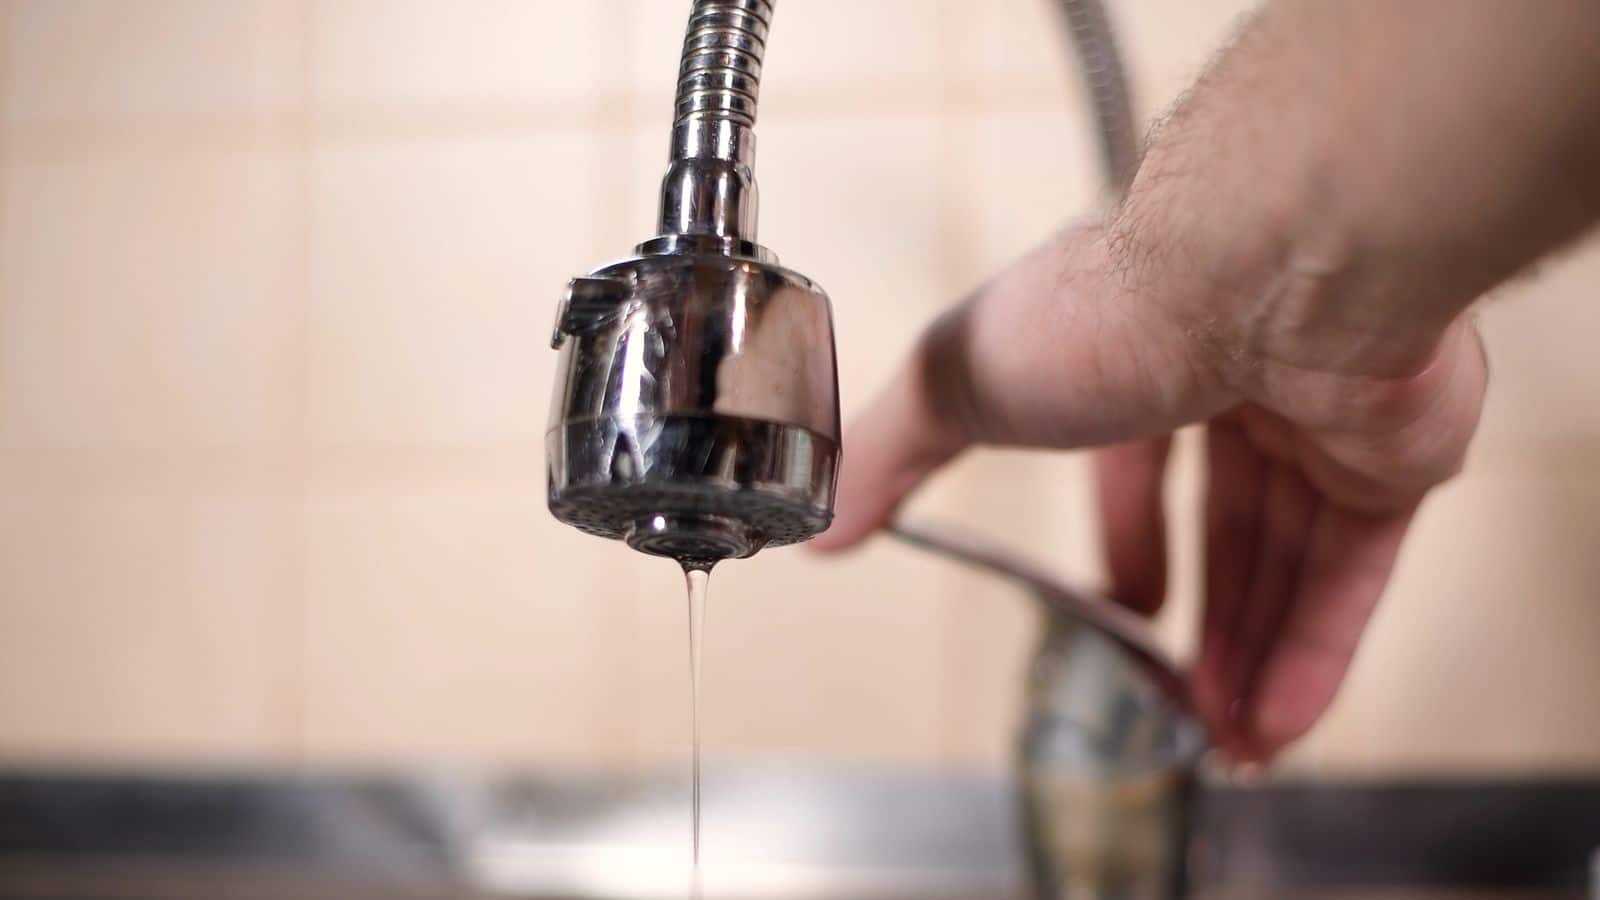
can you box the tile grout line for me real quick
[277,0,316,765]
[1,78,1096,163]
[932,0,990,767]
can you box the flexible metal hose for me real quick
[656,0,1135,239]
[657,0,774,242]
[673,0,772,136]
[1054,0,1142,194]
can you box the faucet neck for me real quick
[656,0,773,243]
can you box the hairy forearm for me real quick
[1115,0,1600,380]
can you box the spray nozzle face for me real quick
[625,513,761,567]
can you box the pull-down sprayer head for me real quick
[547,0,840,568]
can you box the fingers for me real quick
[1194,419,1267,731]
[1216,461,1318,755]
[1244,503,1414,754]
[1211,463,1317,761]
[812,230,1227,552]
[1191,321,1480,758]
[1094,437,1175,616]
[1196,429,1418,761]
[809,301,979,550]
[809,317,971,550]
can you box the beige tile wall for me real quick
[0,0,1596,775]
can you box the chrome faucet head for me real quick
[547,243,840,566]
[547,1,838,566]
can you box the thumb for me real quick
[812,228,1223,552]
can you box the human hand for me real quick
[810,225,1488,762]
[801,0,1600,761]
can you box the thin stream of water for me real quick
[682,563,712,898]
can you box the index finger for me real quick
[812,229,1224,552]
